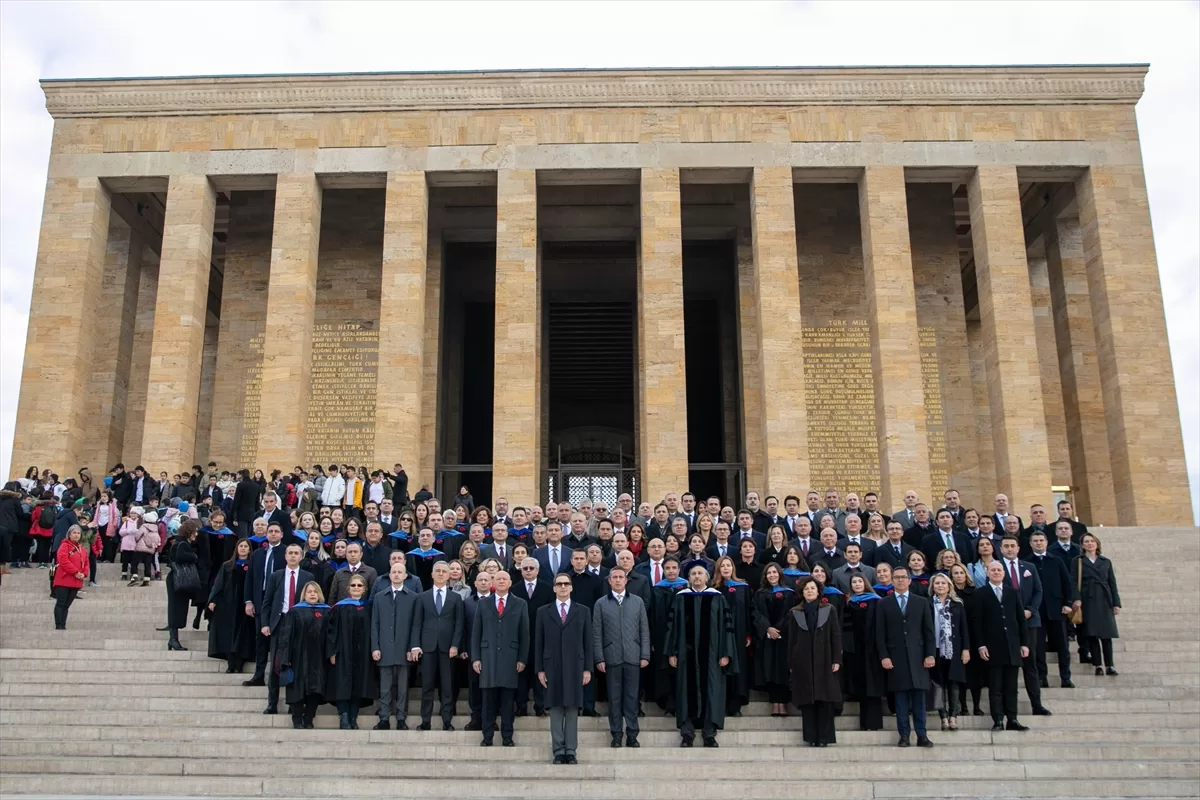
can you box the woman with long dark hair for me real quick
[787,576,841,746]
[753,562,794,717]
[712,556,751,717]
[206,538,257,673]
[165,519,201,651]
[842,573,885,730]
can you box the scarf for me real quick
[933,596,955,660]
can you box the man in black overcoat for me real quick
[1028,530,1077,688]
[471,570,529,747]
[875,566,935,747]
[970,560,1029,731]
[535,573,593,765]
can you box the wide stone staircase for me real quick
[1,527,1197,798]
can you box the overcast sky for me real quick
[1,0,1196,521]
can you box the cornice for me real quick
[41,65,1148,119]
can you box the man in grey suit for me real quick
[370,561,420,730]
[413,561,466,731]
[471,570,529,747]
[536,572,593,765]
[832,542,877,593]
[892,489,920,530]
[592,567,650,748]
[329,542,378,603]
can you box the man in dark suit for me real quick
[231,470,262,539]
[1054,500,1088,543]
[861,491,892,529]
[244,524,287,688]
[832,543,877,593]
[902,505,936,548]
[921,510,973,568]
[837,515,877,567]
[1028,530,1077,689]
[1047,520,1082,563]
[704,522,736,562]
[615,550,652,608]
[970,560,1029,731]
[565,548,604,610]
[257,492,293,538]
[533,522,572,576]
[535,571,593,765]
[514,558,554,717]
[999,537,1050,716]
[732,511,766,551]
[875,521,917,570]
[810,528,846,571]
[471,570,530,747]
[875,566,935,747]
[201,475,224,507]
[935,488,968,531]
[413,561,465,731]
[258,542,314,714]
[480,522,515,569]
[891,489,920,530]
[991,494,1023,535]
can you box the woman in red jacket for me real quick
[52,525,89,630]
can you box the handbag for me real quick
[1067,559,1084,626]
[173,562,201,594]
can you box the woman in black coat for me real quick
[274,580,329,729]
[734,539,763,591]
[753,563,795,717]
[949,564,983,715]
[758,525,790,569]
[325,573,376,729]
[842,574,886,731]
[929,573,970,731]
[787,577,842,746]
[1072,533,1121,676]
[713,556,752,716]
[165,520,200,651]
[206,538,257,673]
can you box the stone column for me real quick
[122,255,159,466]
[1026,239,1073,488]
[748,167,808,498]
[141,174,217,470]
[374,171,428,469]
[257,173,322,471]
[1076,165,1193,525]
[638,168,689,503]
[10,177,111,476]
[419,233,442,488]
[736,225,765,493]
[967,166,1052,507]
[858,167,932,510]
[1044,217,1117,525]
[492,169,541,502]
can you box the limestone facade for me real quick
[9,66,1192,525]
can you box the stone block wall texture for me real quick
[257,174,322,470]
[858,167,932,512]
[736,225,764,494]
[638,168,690,503]
[1076,165,1194,525]
[749,167,809,499]
[418,234,443,489]
[11,177,111,475]
[208,191,273,469]
[908,184,979,506]
[1044,216,1117,525]
[967,166,1053,508]
[120,254,158,466]
[492,169,541,502]
[192,314,219,464]
[140,174,216,472]
[84,217,142,473]
[374,172,428,470]
[1026,239,1074,490]
[966,318,999,497]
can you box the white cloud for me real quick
[1,0,1196,520]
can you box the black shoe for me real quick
[626,737,640,748]
[464,720,481,731]
[680,736,694,748]
[1032,707,1053,716]
[610,736,622,748]
[534,708,546,718]
[502,739,515,747]
[1079,653,1091,664]
[731,710,743,717]
[638,706,646,718]
[1038,678,1050,689]
[397,720,408,730]
[916,736,933,748]
[167,639,187,652]
[553,755,566,765]
[443,722,455,731]
[1006,720,1029,731]
[991,721,1004,731]
[1061,679,1075,688]
[972,706,984,716]
[565,754,578,764]
[339,713,351,730]
[702,736,718,748]
[263,706,277,715]
[581,708,600,717]
[809,740,820,747]
[1095,667,1104,676]
[243,676,265,687]
[480,739,493,747]
[225,665,238,674]
[155,625,170,632]
[303,721,314,729]
[417,721,431,731]
[374,720,390,730]
[897,736,910,747]
[1106,667,1119,676]
[292,717,304,729]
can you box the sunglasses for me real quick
[554,582,571,587]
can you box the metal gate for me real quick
[543,446,637,507]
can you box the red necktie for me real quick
[654,563,661,584]
[560,603,567,622]
[1009,561,1020,589]
[287,570,295,611]
[497,596,505,617]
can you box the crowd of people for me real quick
[0,461,1124,757]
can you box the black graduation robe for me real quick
[717,580,752,708]
[664,589,736,731]
[649,578,687,704]
[273,602,329,705]
[206,559,256,663]
[842,593,887,701]
[406,548,447,590]
[753,586,795,688]
[300,553,336,598]
[323,598,377,706]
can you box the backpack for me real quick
[38,505,56,528]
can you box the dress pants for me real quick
[379,664,410,723]
[517,659,545,713]
[253,629,271,680]
[266,639,281,710]
[605,663,640,737]
[548,706,579,757]
[482,686,517,742]
[467,663,482,724]
[420,651,454,724]
[1020,627,1043,708]
[988,665,1019,723]
[1039,618,1072,682]
[680,717,716,739]
[893,688,927,738]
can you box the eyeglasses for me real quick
[521,566,537,571]
[554,582,571,587]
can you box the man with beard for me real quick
[664,564,736,748]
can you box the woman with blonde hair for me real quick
[274,581,329,729]
[934,548,963,577]
[929,572,970,731]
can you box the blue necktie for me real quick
[435,589,443,614]
[899,595,907,615]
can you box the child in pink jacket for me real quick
[118,507,144,581]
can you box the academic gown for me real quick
[324,599,377,707]
[787,600,843,707]
[718,580,753,707]
[734,558,763,590]
[842,594,887,700]
[205,559,256,663]
[406,549,447,590]
[664,589,736,731]
[202,526,237,576]
[753,587,795,689]
[649,578,687,704]
[300,554,336,598]
[781,568,810,593]
[273,603,329,705]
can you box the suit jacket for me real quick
[991,514,1024,535]
[892,508,917,530]
[470,593,530,689]
[260,567,316,632]
[566,570,604,610]
[329,564,379,604]
[1000,558,1043,628]
[625,571,652,608]
[902,521,935,549]
[591,592,651,666]
[413,586,465,653]
[705,541,737,562]
[248,543,287,613]
[258,508,293,537]
[969,582,1027,666]
[875,592,935,692]
[836,535,878,566]
[732,530,766,551]
[1047,540,1082,564]
[202,485,224,506]
[232,479,262,522]
[874,540,917,570]
[1029,552,1076,623]
[935,507,969,532]
[479,542,515,569]
[810,547,847,572]
[920,529,974,568]
[371,584,420,665]
[533,544,572,576]
[790,536,822,564]
[513,577,555,625]
[832,562,877,594]
[813,509,848,534]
